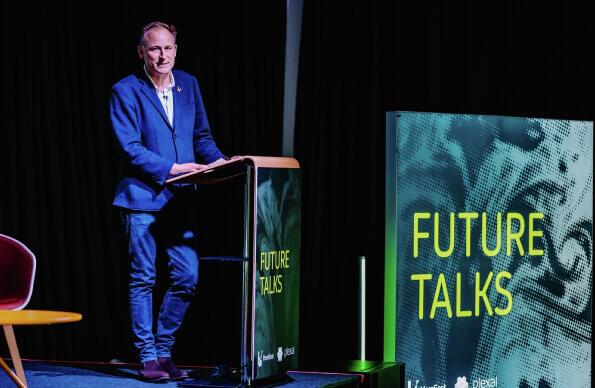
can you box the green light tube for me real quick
[359,256,366,361]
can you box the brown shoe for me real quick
[139,359,169,382]
[158,357,189,380]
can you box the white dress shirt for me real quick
[144,66,175,126]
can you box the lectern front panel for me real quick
[251,167,301,380]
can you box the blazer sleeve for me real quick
[110,84,173,185]
[192,76,225,163]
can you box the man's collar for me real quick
[142,65,176,92]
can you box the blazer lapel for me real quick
[139,75,173,130]
[172,82,183,132]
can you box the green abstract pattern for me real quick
[253,168,301,379]
[390,112,592,387]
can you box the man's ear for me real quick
[137,46,144,59]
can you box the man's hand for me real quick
[169,162,207,176]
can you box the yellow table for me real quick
[0,310,82,387]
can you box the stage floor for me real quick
[0,360,360,387]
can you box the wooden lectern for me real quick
[167,156,301,386]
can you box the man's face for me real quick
[137,27,177,77]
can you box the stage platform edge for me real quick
[298,360,405,388]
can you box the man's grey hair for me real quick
[139,21,177,46]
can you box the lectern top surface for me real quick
[165,156,299,185]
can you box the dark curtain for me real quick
[0,1,285,364]
[0,0,592,368]
[295,1,592,363]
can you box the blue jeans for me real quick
[121,195,199,364]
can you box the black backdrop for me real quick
[0,0,285,364]
[1,0,592,367]
[294,0,592,364]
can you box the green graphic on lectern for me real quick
[253,168,301,379]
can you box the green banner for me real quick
[253,168,301,380]
[386,112,592,387]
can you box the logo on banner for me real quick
[455,377,468,388]
[407,380,445,388]
[257,351,263,367]
[277,347,283,362]
[471,376,497,387]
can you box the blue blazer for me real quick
[110,69,225,211]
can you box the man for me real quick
[110,21,226,381]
